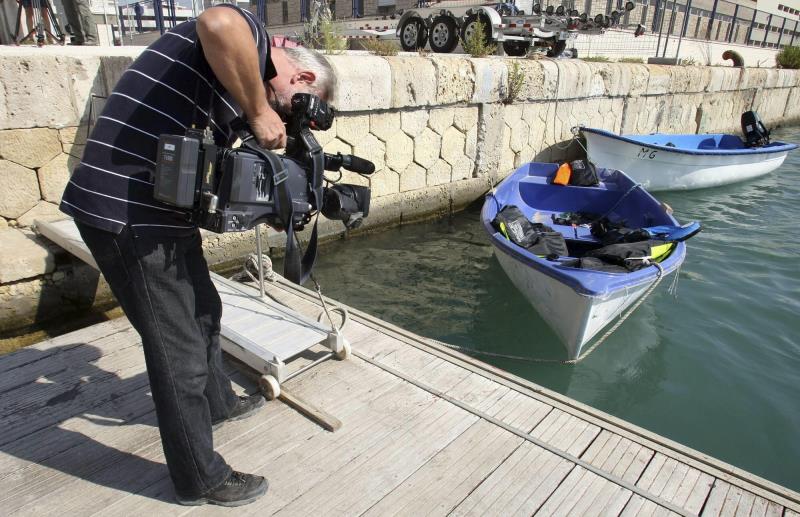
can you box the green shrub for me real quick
[301,10,346,54]
[361,38,399,56]
[582,56,611,62]
[777,46,800,69]
[461,19,496,58]
[505,61,524,104]
[680,57,698,66]
[617,57,644,63]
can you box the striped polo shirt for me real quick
[60,4,276,235]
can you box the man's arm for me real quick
[196,7,286,149]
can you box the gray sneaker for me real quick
[176,471,268,507]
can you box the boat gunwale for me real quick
[581,127,798,156]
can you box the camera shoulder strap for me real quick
[243,141,317,285]
[192,41,217,130]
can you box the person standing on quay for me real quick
[61,0,96,44]
[58,3,335,507]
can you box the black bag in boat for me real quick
[492,205,540,248]
[590,217,650,245]
[528,223,568,257]
[571,257,629,273]
[584,240,657,271]
[568,160,599,187]
[493,206,568,257]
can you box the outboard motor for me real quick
[741,111,770,148]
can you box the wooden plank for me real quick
[530,408,602,458]
[277,388,342,432]
[445,368,509,411]
[681,470,716,513]
[622,494,682,517]
[488,389,550,433]
[702,479,732,516]
[36,219,97,269]
[574,473,632,517]
[536,466,597,516]
[718,483,745,517]
[266,401,477,516]
[582,430,654,485]
[449,442,574,516]
[362,420,524,517]
[369,339,553,436]
[660,461,692,503]
[351,330,407,361]
[731,489,756,517]
[637,453,714,515]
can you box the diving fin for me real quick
[642,221,702,242]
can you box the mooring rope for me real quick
[236,252,277,284]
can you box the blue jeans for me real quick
[77,222,238,497]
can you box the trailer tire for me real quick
[428,15,458,53]
[503,40,530,56]
[547,38,567,57]
[399,17,427,51]
[461,13,492,47]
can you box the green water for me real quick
[296,126,800,491]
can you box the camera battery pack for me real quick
[154,134,201,208]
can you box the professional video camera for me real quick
[153,93,375,283]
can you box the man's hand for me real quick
[249,106,286,149]
[197,7,287,148]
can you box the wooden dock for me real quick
[1,277,799,516]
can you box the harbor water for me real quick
[294,126,800,491]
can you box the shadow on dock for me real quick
[0,341,174,507]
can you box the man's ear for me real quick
[291,70,316,86]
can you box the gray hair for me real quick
[282,47,336,102]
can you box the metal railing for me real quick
[116,0,197,39]
[261,0,800,53]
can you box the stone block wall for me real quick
[1,45,800,332]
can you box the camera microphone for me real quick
[324,152,375,175]
[341,154,375,175]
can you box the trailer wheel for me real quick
[546,39,567,57]
[461,13,492,47]
[428,15,458,53]
[399,17,427,51]
[503,40,530,56]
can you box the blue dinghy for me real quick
[582,126,797,191]
[482,162,690,360]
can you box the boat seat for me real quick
[698,137,719,150]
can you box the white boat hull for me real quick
[494,250,656,359]
[585,131,790,191]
